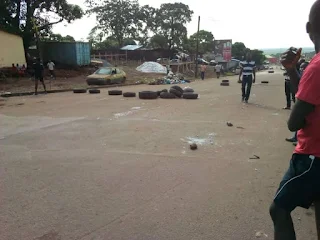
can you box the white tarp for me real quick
[136,62,167,74]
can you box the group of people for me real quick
[267,0,320,239]
[236,2,320,238]
[199,63,223,80]
[11,63,27,77]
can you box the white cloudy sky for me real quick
[53,0,316,49]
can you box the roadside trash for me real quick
[190,143,198,150]
[250,155,260,160]
[236,126,245,129]
[227,122,233,127]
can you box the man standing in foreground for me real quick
[269,1,320,239]
[200,63,207,80]
[33,58,47,95]
[239,52,256,103]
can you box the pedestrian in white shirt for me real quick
[47,60,56,79]
[215,64,222,78]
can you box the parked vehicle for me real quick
[196,58,209,65]
[86,67,126,85]
[209,60,216,66]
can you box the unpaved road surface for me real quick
[0,69,317,240]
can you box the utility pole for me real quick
[195,16,200,79]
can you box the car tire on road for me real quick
[268,70,274,73]
[157,89,168,96]
[220,82,230,86]
[160,92,176,99]
[171,85,183,93]
[222,80,229,83]
[109,90,122,95]
[73,89,87,93]
[183,88,194,93]
[183,93,198,99]
[123,92,136,97]
[169,88,183,98]
[261,81,269,84]
[139,91,158,100]
[89,89,100,94]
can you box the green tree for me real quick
[0,0,83,51]
[187,30,214,54]
[152,3,193,49]
[232,42,247,60]
[251,49,266,66]
[43,33,75,42]
[149,35,168,49]
[87,0,141,47]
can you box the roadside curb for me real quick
[0,83,143,98]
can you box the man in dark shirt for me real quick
[33,58,47,95]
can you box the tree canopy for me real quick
[0,0,83,50]
[184,30,214,54]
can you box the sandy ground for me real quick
[0,69,317,240]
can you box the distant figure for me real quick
[215,64,222,78]
[200,63,207,80]
[33,58,47,95]
[47,60,56,79]
[239,52,256,103]
[283,70,296,110]
[19,64,26,77]
[16,63,21,70]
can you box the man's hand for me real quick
[281,47,302,71]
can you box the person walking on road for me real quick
[47,60,56,79]
[33,58,47,95]
[283,70,296,110]
[215,63,222,78]
[239,52,256,103]
[270,1,320,239]
[200,63,207,80]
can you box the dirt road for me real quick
[0,69,317,240]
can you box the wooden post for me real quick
[195,16,200,79]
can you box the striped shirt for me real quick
[240,61,256,76]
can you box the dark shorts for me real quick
[274,154,320,212]
[35,75,43,82]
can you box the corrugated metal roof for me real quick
[120,45,142,51]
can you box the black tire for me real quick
[261,81,269,84]
[220,82,230,86]
[222,79,229,83]
[109,90,122,95]
[139,91,158,99]
[169,88,183,98]
[73,89,87,93]
[160,92,176,99]
[183,93,199,99]
[183,88,194,93]
[123,92,136,97]
[268,70,274,73]
[157,89,168,96]
[89,89,100,94]
[171,85,183,93]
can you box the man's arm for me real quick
[253,67,256,82]
[288,99,314,131]
[287,68,301,94]
[239,67,243,81]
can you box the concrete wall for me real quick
[0,30,26,68]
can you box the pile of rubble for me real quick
[149,72,191,85]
